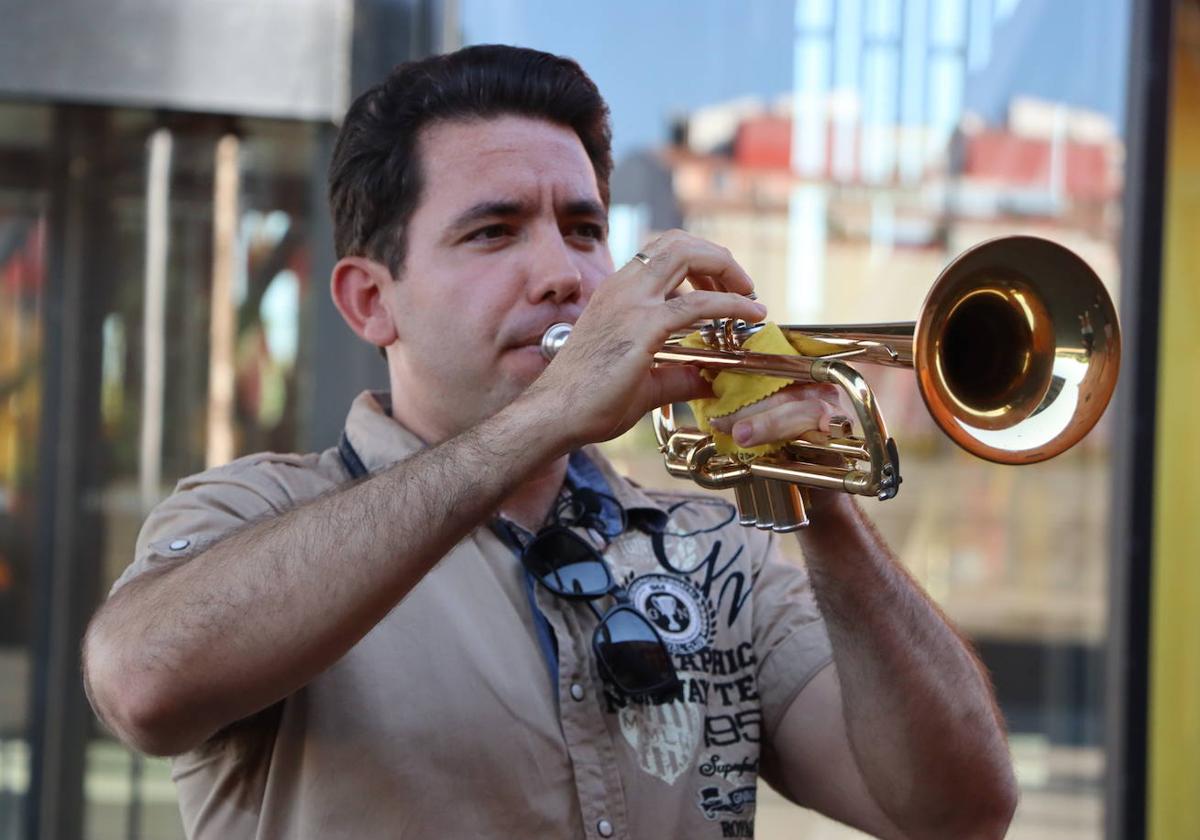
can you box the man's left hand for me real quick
[707,383,844,448]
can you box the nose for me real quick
[526,229,583,305]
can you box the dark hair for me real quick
[328,44,613,276]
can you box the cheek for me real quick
[592,248,615,276]
[580,260,613,299]
[445,297,509,363]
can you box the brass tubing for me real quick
[668,430,707,462]
[686,440,752,489]
[750,479,775,530]
[787,438,871,462]
[811,359,897,499]
[664,458,694,480]
[766,480,808,532]
[777,323,915,367]
[652,346,823,380]
[652,404,675,450]
[733,482,758,526]
[665,322,916,367]
[748,460,874,494]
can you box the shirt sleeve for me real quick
[111,452,331,597]
[751,532,834,740]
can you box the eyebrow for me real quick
[446,200,531,235]
[562,198,607,220]
[444,197,608,238]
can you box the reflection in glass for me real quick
[0,100,48,840]
[466,1,1128,836]
[6,109,323,840]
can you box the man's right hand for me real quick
[525,230,766,449]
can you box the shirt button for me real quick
[597,819,614,837]
[570,683,585,701]
[168,539,190,551]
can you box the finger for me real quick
[776,382,841,403]
[709,391,796,432]
[817,399,838,432]
[709,385,841,433]
[657,291,767,333]
[729,399,842,447]
[646,364,712,409]
[798,383,842,403]
[638,231,754,296]
[669,274,717,299]
[685,274,719,292]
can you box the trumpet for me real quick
[540,235,1121,531]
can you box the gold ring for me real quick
[632,252,651,266]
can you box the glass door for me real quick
[0,101,51,840]
[0,100,321,839]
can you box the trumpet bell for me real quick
[914,236,1121,464]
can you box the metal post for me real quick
[1106,1,1175,838]
[206,133,240,469]
[26,104,111,840]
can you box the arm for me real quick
[717,394,1018,838]
[776,498,1016,839]
[85,396,577,756]
[84,230,765,757]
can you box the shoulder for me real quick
[114,447,345,595]
[144,446,348,543]
[171,448,344,505]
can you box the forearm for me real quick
[797,496,1017,838]
[86,392,568,755]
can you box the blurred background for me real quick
[0,0,1195,838]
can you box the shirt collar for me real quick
[342,391,426,474]
[569,446,669,534]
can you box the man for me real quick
[84,45,1016,839]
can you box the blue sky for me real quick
[461,0,1130,162]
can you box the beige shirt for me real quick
[113,391,832,839]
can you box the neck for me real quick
[384,354,568,529]
[499,455,570,532]
[385,351,467,446]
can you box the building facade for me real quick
[0,1,1194,838]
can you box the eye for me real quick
[568,222,606,242]
[467,224,512,242]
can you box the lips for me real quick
[507,321,574,352]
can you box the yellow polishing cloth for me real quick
[681,323,844,460]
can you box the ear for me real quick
[330,256,399,348]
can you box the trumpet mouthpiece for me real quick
[540,322,573,361]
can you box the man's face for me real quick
[384,115,614,441]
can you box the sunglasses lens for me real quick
[595,607,678,696]
[523,528,611,598]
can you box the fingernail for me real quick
[733,422,753,445]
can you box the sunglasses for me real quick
[520,524,682,704]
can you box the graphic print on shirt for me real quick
[617,697,704,785]
[696,783,757,820]
[627,574,715,655]
[698,753,759,781]
[603,533,702,784]
[696,783,757,837]
[603,510,763,799]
